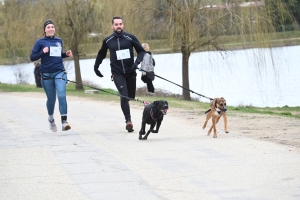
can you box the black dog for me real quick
[139,100,168,140]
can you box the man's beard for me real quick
[114,28,122,34]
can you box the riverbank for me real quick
[1,45,300,108]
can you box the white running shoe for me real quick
[62,122,71,131]
[49,119,57,132]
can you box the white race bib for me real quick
[116,49,130,60]
[50,46,62,57]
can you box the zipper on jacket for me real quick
[117,37,125,73]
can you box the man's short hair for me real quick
[112,16,123,24]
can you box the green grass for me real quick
[231,105,300,118]
[1,83,299,119]
[0,83,40,92]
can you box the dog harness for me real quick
[150,105,163,121]
[215,107,222,115]
[214,99,227,115]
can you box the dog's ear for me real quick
[214,98,219,107]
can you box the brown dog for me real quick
[202,97,229,138]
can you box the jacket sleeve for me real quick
[94,39,108,68]
[61,41,68,58]
[30,40,44,61]
[143,53,151,65]
[61,52,68,58]
[131,35,145,64]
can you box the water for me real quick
[1,46,299,108]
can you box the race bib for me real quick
[50,46,62,57]
[116,49,130,60]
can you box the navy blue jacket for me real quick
[94,31,145,75]
[30,36,68,73]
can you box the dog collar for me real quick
[150,106,162,121]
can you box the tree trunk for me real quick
[72,45,84,90]
[181,46,191,100]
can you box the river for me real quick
[0,46,299,108]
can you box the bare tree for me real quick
[1,0,294,98]
[130,0,293,100]
[39,0,104,90]
[2,0,41,62]
[1,0,136,87]
[163,0,254,100]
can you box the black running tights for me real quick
[113,74,136,121]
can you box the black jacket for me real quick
[34,66,40,75]
[94,31,145,75]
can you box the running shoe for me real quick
[49,119,57,132]
[62,121,71,131]
[126,120,134,132]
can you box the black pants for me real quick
[34,74,42,87]
[141,75,154,93]
[113,72,136,121]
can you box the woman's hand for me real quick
[43,47,49,53]
[66,50,73,57]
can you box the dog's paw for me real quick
[139,131,146,135]
[225,131,229,133]
[151,130,158,133]
[213,135,218,138]
[142,137,148,140]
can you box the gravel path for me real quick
[0,92,299,200]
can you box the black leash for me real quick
[41,69,213,102]
[41,71,146,104]
[67,80,146,104]
[138,68,213,101]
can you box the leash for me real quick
[72,80,152,105]
[41,69,212,103]
[41,71,146,104]
[138,68,213,101]
[67,80,146,103]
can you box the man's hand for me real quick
[131,62,139,69]
[66,50,73,57]
[94,68,103,77]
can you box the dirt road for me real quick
[0,92,299,200]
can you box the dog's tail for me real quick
[204,109,211,114]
